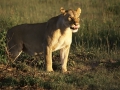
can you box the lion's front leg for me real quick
[44,46,53,72]
[60,46,70,72]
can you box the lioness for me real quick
[6,7,81,72]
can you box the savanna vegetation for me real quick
[0,0,120,89]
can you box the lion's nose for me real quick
[75,23,79,26]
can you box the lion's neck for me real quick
[57,15,70,31]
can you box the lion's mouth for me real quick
[70,26,79,30]
[70,25,80,32]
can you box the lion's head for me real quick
[60,7,81,33]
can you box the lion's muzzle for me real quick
[70,24,80,33]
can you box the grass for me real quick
[0,0,120,89]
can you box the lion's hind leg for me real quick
[6,43,23,63]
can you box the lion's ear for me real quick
[60,7,65,14]
[76,8,81,16]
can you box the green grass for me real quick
[0,0,120,89]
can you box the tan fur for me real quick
[6,7,81,72]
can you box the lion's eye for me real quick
[68,17,72,21]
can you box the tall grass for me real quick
[0,0,120,60]
[0,0,120,62]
